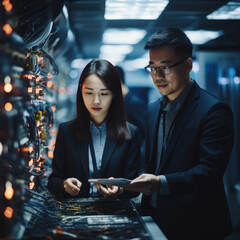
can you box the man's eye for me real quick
[161,66,168,70]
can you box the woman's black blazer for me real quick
[47,119,140,199]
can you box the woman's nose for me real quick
[93,94,100,104]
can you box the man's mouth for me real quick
[156,83,168,89]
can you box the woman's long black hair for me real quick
[76,59,131,141]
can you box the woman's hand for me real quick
[95,177,118,198]
[63,177,82,196]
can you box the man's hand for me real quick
[95,177,119,198]
[124,174,161,195]
[63,177,82,196]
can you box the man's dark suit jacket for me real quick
[142,81,234,239]
[47,120,140,199]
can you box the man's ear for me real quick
[186,58,193,72]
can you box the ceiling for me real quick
[65,0,240,63]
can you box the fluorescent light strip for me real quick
[99,53,126,65]
[102,28,147,44]
[184,30,222,45]
[100,45,133,55]
[105,0,169,20]
[207,1,240,20]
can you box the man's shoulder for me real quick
[199,87,226,106]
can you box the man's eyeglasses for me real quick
[145,58,188,75]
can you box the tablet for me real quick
[88,178,132,187]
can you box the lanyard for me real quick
[89,137,100,178]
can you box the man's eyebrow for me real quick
[149,60,170,65]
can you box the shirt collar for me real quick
[90,121,107,132]
[160,79,194,111]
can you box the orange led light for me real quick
[48,145,53,150]
[47,74,52,79]
[29,181,35,190]
[3,23,12,35]
[48,151,54,158]
[51,138,56,146]
[28,159,34,167]
[2,0,12,12]
[4,206,13,219]
[4,102,12,112]
[36,76,41,82]
[4,186,14,200]
[22,74,34,80]
[51,105,56,112]
[58,87,65,94]
[29,146,33,153]
[47,81,53,88]
[27,87,33,93]
[4,83,12,93]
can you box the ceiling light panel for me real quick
[184,30,223,45]
[100,45,133,54]
[207,1,240,20]
[102,28,147,44]
[105,0,169,20]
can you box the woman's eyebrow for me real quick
[84,87,110,91]
[100,88,110,91]
[84,87,93,90]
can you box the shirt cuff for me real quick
[158,175,170,196]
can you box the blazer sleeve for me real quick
[165,102,234,195]
[47,123,69,199]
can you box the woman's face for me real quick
[82,74,113,126]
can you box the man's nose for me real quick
[155,68,165,77]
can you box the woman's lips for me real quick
[92,107,101,111]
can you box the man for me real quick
[125,28,234,239]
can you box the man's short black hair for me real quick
[144,28,192,58]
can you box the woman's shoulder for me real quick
[58,119,76,131]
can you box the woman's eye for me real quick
[85,92,92,95]
[101,93,109,96]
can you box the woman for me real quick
[47,59,140,199]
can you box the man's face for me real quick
[149,47,192,101]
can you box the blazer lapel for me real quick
[158,82,200,172]
[100,138,117,175]
[75,140,89,179]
